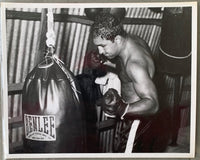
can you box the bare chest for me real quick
[117,63,139,102]
[117,60,132,83]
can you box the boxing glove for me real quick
[96,88,129,120]
[87,50,106,69]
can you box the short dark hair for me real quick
[92,12,126,41]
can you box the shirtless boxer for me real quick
[92,13,169,152]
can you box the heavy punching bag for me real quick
[84,8,103,21]
[85,8,126,21]
[104,8,126,21]
[22,9,86,153]
[159,7,191,75]
[159,7,191,146]
[22,48,86,153]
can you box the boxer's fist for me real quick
[96,88,128,119]
[87,50,106,69]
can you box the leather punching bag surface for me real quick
[159,7,191,75]
[22,56,86,153]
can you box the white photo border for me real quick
[1,1,197,159]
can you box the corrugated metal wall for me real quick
[7,8,43,147]
[6,7,191,152]
[53,8,90,75]
[124,7,162,56]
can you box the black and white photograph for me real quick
[0,2,197,159]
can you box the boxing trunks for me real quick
[113,108,170,153]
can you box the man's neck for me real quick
[118,36,130,64]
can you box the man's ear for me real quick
[114,35,122,44]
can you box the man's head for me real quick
[92,12,127,59]
[92,12,126,41]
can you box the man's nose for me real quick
[98,46,104,55]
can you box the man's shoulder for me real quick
[126,59,145,69]
[125,60,146,75]
[128,35,151,53]
[129,35,147,44]
[126,57,155,79]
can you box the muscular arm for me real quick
[125,62,159,117]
